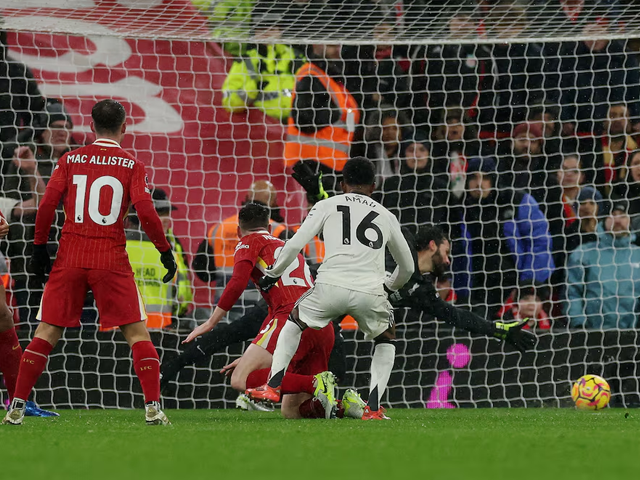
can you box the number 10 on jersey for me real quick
[73,175,124,226]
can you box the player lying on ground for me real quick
[183,203,363,419]
[0,211,57,417]
[3,99,177,426]
[249,158,415,420]
[388,225,536,351]
[159,299,348,411]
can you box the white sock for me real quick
[267,321,303,388]
[368,343,396,411]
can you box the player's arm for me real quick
[291,162,329,202]
[183,259,254,343]
[264,202,327,279]
[29,155,69,279]
[391,280,536,352]
[384,215,415,293]
[130,162,176,283]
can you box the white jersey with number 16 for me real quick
[267,193,414,296]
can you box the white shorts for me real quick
[297,283,393,340]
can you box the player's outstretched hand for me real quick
[494,318,536,353]
[292,162,328,201]
[28,244,51,281]
[183,319,214,344]
[160,249,177,283]
[258,274,280,292]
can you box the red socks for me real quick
[132,341,160,403]
[13,337,53,401]
[282,373,315,395]
[246,368,315,395]
[0,328,22,399]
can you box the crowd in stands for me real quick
[214,0,640,330]
[3,0,640,331]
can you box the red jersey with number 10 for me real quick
[234,231,313,313]
[44,138,153,272]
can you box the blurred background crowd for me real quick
[2,0,640,332]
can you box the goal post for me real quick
[2,0,640,409]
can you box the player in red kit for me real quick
[0,209,57,418]
[184,203,338,419]
[2,100,177,426]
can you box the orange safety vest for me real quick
[207,214,281,271]
[284,63,360,171]
[271,224,325,264]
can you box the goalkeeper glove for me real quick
[28,244,51,282]
[160,249,178,283]
[292,162,328,202]
[494,318,536,353]
[258,272,280,292]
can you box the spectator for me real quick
[3,100,74,324]
[451,157,554,318]
[192,180,284,316]
[411,9,481,128]
[3,100,75,197]
[498,282,552,331]
[559,22,640,186]
[566,201,640,329]
[221,13,305,122]
[430,106,479,201]
[612,149,640,233]
[551,185,605,293]
[373,131,448,232]
[594,103,638,194]
[564,186,605,254]
[498,122,565,257]
[530,0,625,37]
[475,2,555,146]
[283,44,361,192]
[528,104,562,171]
[191,0,252,56]
[125,189,193,330]
[0,30,45,157]
[363,106,408,182]
[360,19,411,115]
[497,122,548,195]
[553,154,586,230]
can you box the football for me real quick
[571,375,611,411]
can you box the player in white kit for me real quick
[247,157,414,420]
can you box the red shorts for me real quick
[289,324,334,375]
[252,308,291,354]
[37,267,146,329]
[252,306,334,375]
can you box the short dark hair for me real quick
[92,99,126,134]
[414,225,449,252]
[238,202,270,231]
[342,157,376,187]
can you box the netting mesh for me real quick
[2,0,640,409]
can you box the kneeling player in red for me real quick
[2,100,177,426]
[184,203,340,419]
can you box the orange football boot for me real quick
[361,405,390,420]
[246,384,281,404]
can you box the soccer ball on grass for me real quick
[571,374,611,411]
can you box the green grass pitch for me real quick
[2,409,639,479]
